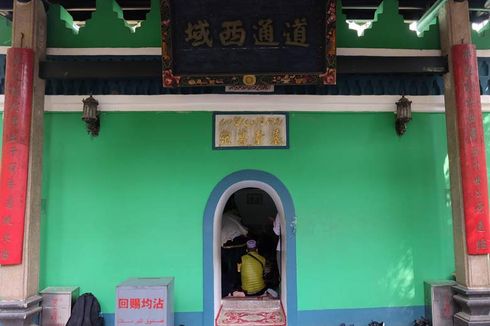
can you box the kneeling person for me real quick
[238,240,266,296]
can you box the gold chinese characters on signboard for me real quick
[214,114,288,148]
[161,0,336,87]
[185,18,309,48]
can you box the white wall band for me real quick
[0,94,469,112]
[0,47,465,57]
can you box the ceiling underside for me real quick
[0,0,488,23]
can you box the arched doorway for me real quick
[203,170,297,326]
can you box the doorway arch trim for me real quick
[203,170,297,326]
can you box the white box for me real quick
[116,278,174,326]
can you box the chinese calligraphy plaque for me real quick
[452,44,490,255]
[0,48,34,266]
[214,113,288,149]
[161,0,336,87]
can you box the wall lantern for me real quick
[395,95,412,136]
[82,95,100,137]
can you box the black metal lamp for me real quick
[82,95,100,137]
[395,95,412,136]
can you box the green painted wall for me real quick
[44,0,442,49]
[39,111,455,313]
[336,0,440,49]
[6,0,490,49]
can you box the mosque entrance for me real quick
[203,170,296,326]
[220,188,281,297]
[217,187,286,326]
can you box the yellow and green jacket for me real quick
[239,251,266,294]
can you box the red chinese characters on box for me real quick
[118,298,165,310]
[116,278,174,326]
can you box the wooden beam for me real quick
[439,0,490,290]
[38,56,448,80]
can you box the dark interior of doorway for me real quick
[221,187,280,298]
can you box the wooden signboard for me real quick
[213,113,288,149]
[160,0,336,87]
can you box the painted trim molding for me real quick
[15,47,490,57]
[46,47,162,56]
[4,94,490,113]
[0,94,463,112]
[0,94,466,113]
[338,48,442,57]
[0,45,488,57]
[477,50,490,58]
[42,47,441,57]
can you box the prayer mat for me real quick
[216,298,286,326]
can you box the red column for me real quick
[452,44,490,255]
[0,48,34,265]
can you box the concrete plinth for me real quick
[453,285,490,326]
[0,295,42,326]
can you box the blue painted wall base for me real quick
[103,306,425,326]
[102,312,204,326]
[297,306,425,326]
